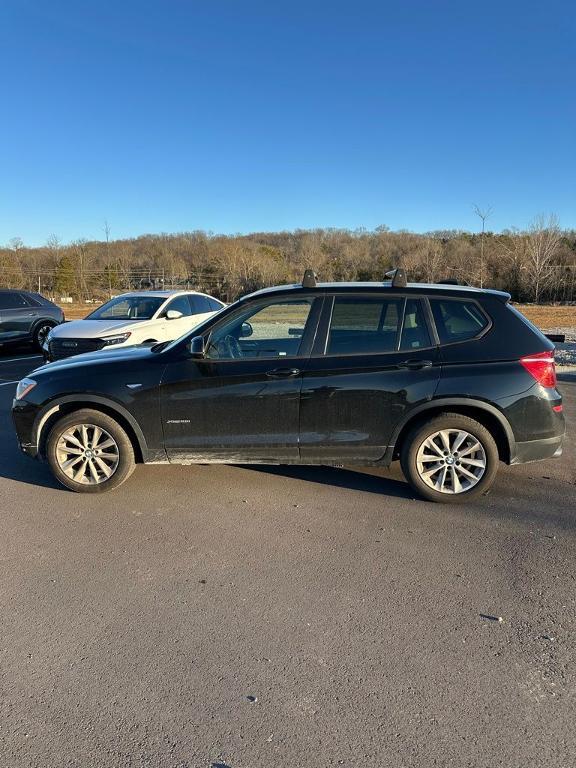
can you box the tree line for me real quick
[1,215,575,304]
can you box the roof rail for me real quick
[438,278,470,286]
[302,269,317,288]
[385,268,407,288]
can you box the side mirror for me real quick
[166,309,183,320]
[189,336,206,358]
[239,321,253,338]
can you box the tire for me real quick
[46,409,136,493]
[400,413,499,503]
[32,321,56,351]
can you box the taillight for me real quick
[520,351,557,388]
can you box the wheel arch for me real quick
[34,395,149,463]
[389,398,515,464]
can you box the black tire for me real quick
[32,320,56,351]
[400,413,499,503]
[46,408,136,493]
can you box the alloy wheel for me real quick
[36,324,52,346]
[55,423,120,485]
[415,429,487,494]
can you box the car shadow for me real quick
[240,464,415,499]
[0,442,60,489]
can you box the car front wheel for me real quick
[46,409,136,493]
[400,413,499,503]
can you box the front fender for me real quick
[32,394,163,462]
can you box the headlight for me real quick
[15,378,37,400]
[101,332,131,347]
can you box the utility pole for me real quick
[473,205,493,288]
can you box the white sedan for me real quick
[44,290,225,361]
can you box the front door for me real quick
[0,293,36,343]
[299,294,441,462]
[160,296,322,462]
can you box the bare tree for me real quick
[498,228,529,299]
[103,220,112,297]
[46,233,62,268]
[8,237,24,253]
[473,205,493,288]
[526,214,562,303]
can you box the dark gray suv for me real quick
[0,290,64,350]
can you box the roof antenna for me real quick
[302,269,317,288]
[385,268,407,288]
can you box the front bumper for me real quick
[12,399,41,459]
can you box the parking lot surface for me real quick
[1,349,575,768]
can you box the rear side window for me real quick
[22,293,42,307]
[327,297,403,355]
[400,299,432,350]
[430,299,489,344]
[208,297,224,311]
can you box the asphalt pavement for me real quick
[0,348,575,768]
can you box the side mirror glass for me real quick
[239,321,253,338]
[189,336,206,358]
[166,309,183,320]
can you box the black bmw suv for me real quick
[12,271,565,502]
[0,290,64,350]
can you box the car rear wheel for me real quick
[33,321,55,351]
[46,409,136,493]
[400,413,499,503]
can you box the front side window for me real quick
[430,299,489,344]
[206,299,313,359]
[327,297,403,355]
[164,296,192,316]
[87,295,165,321]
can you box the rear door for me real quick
[299,294,441,462]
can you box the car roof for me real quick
[111,290,217,299]
[240,281,511,302]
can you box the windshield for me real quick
[86,295,165,321]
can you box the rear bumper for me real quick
[511,433,564,464]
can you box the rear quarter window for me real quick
[430,299,489,344]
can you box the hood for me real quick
[32,343,158,376]
[50,319,140,339]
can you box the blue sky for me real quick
[1,0,574,245]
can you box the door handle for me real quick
[266,367,301,378]
[398,359,433,370]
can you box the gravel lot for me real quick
[0,348,575,768]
